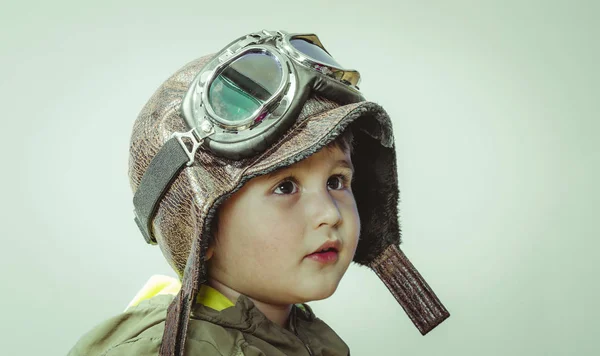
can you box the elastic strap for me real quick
[133,137,189,244]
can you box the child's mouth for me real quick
[306,249,338,263]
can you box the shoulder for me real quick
[67,295,242,356]
[100,337,227,356]
[67,294,172,356]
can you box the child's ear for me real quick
[206,211,220,262]
[205,244,215,261]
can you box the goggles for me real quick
[134,30,364,244]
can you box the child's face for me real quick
[207,145,360,305]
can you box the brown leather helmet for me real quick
[129,32,449,356]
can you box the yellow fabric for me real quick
[194,281,236,311]
[125,275,234,312]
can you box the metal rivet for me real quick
[201,121,213,133]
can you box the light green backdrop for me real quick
[1,0,598,355]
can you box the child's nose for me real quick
[305,189,342,229]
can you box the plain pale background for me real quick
[2,0,598,355]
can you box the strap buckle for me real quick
[172,124,214,166]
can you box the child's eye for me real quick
[327,174,350,191]
[273,180,298,195]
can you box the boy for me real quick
[69,30,449,355]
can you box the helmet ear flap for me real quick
[348,109,450,335]
[350,118,401,265]
[369,244,451,335]
[161,228,206,356]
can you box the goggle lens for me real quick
[208,52,283,123]
[290,38,341,68]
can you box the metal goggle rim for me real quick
[195,31,361,132]
[277,32,361,88]
[197,45,293,131]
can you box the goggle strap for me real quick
[133,136,191,244]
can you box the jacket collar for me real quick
[191,292,349,355]
[127,276,348,355]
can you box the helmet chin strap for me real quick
[160,231,206,356]
[369,244,450,335]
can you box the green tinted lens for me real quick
[209,76,262,122]
[208,52,283,123]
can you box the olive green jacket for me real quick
[67,292,350,355]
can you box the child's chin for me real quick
[298,282,339,302]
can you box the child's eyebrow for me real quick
[334,158,355,173]
[263,158,355,182]
[263,169,288,183]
